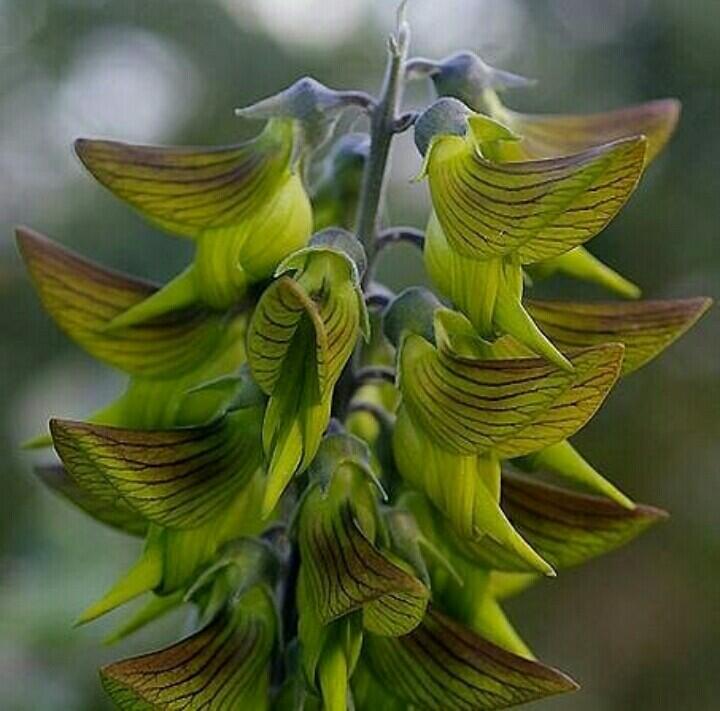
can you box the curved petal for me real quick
[16,228,227,378]
[364,607,578,710]
[451,474,667,573]
[494,97,680,165]
[75,119,295,239]
[427,132,646,263]
[525,297,712,376]
[299,494,429,636]
[34,464,147,537]
[100,587,275,710]
[248,275,359,400]
[49,409,263,530]
[399,335,623,457]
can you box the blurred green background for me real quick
[1,0,718,708]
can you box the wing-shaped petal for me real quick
[399,335,623,457]
[453,474,666,573]
[34,464,147,537]
[50,409,262,530]
[75,119,293,239]
[299,497,429,636]
[100,587,275,710]
[526,297,712,375]
[427,134,646,263]
[364,607,578,710]
[17,228,226,378]
[496,98,680,165]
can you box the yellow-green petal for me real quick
[100,586,275,711]
[451,474,667,573]
[49,409,263,530]
[526,297,713,376]
[34,464,147,537]
[299,492,429,636]
[399,334,624,458]
[16,227,227,379]
[488,94,680,166]
[364,607,578,710]
[75,119,295,239]
[426,129,646,263]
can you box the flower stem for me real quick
[355,13,411,284]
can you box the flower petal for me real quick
[34,464,147,537]
[16,227,227,378]
[427,133,646,263]
[100,587,275,710]
[364,607,578,710]
[399,335,623,457]
[49,409,263,530]
[299,495,429,636]
[248,275,359,400]
[75,119,294,239]
[495,98,680,166]
[454,474,667,572]
[525,297,712,376]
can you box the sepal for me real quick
[407,50,535,104]
[236,76,373,162]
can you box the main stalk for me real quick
[355,13,411,281]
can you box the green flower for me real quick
[390,301,624,574]
[296,433,428,710]
[411,50,680,298]
[511,297,711,503]
[416,98,646,368]
[76,118,312,326]
[17,228,249,444]
[400,482,666,659]
[248,230,369,516]
[49,389,268,625]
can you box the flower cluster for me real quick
[20,11,710,711]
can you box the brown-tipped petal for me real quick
[365,607,578,710]
[16,227,226,378]
[50,411,262,530]
[500,98,681,165]
[100,587,275,709]
[34,464,147,537]
[526,297,713,375]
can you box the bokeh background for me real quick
[1,0,718,708]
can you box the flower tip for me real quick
[21,432,52,450]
